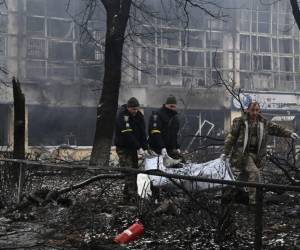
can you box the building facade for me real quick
[0,0,300,149]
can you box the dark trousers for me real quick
[116,148,139,199]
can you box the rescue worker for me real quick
[148,95,181,159]
[221,101,299,205]
[115,97,147,203]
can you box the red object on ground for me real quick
[114,220,144,244]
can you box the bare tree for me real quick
[87,0,133,166]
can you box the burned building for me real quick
[0,0,102,147]
[0,0,300,149]
[120,0,300,149]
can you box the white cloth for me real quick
[137,156,234,197]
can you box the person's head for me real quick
[247,101,261,120]
[164,95,177,111]
[127,97,140,116]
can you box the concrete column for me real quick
[7,0,25,79]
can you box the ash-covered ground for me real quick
[0,167,299,250]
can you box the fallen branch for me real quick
[13,173,125,211]
[57,173,125,195]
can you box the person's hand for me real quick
[138,148,145,157]
[220,154,228,161]
[291,133,300,140]
[161,148,168,157]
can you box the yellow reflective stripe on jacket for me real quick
[121,128,133,133]
[151,129,161,134]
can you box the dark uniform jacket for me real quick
[224,113,293,168]
[114,105,147,151]
[148,105,180,154]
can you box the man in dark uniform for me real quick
[148,95,181,159]
[115,97,147,202]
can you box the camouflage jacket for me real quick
[224,113,293,167]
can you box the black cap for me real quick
[165,95,177,105]
[127,97,140,108]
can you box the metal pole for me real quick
[17,163,24,203]
[254,187,264,250]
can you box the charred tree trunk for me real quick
[90,0,132,166]
[291,0,300,30]
[13,77,25,160]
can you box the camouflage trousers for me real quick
[238,154,261,204]
[116,148,139,200]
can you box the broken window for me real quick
[295,75,300,90]
[240,53,251,70]
[278,13,294,36]
[208,18,223,31]
[160,49,179,66]
[26,60,46,79]
[161,28,179,47]
[240,10,251,32]
[252,11,257,33]
[27,39,45,59]
[206,52,211,67]
[0,36,6,56]
[141,25,156,45]
[47,19,72,40]
[206,32,222,48]
[252,55,271,71]
[280,57,293,72]
[211,52,223,68]
[29,106,96,146]
[279,39,292,54]
[272,39,277,53]
[0,15,7,33]
[258,11,270,33]
[273,56,279,70]
[48,62,74,80]
[240,34,250,51]
[294,40,299,54]
[46,0,69,18]
[278,73,294,91]
[186,31,204,48]
[252,36,257,52]
[252,55,261,71]
[27,0,45,16]
[258,23,270,34]
[295,56,300,72]
[79,64,102,80]
[95,49,103,61]
[49,41,73,60]
[140,66,155,85]
[188,70,205,88]
[141,47,155,65]
[258,36,270,52]
[158,67,181,86]
[27,16,44,36]
[240,72,252,89]
[188,51,204,67]
[263,56,271,70]
[77,43,96,61]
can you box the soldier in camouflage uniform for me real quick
[222,102,299,204]
[114,97,148,203]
